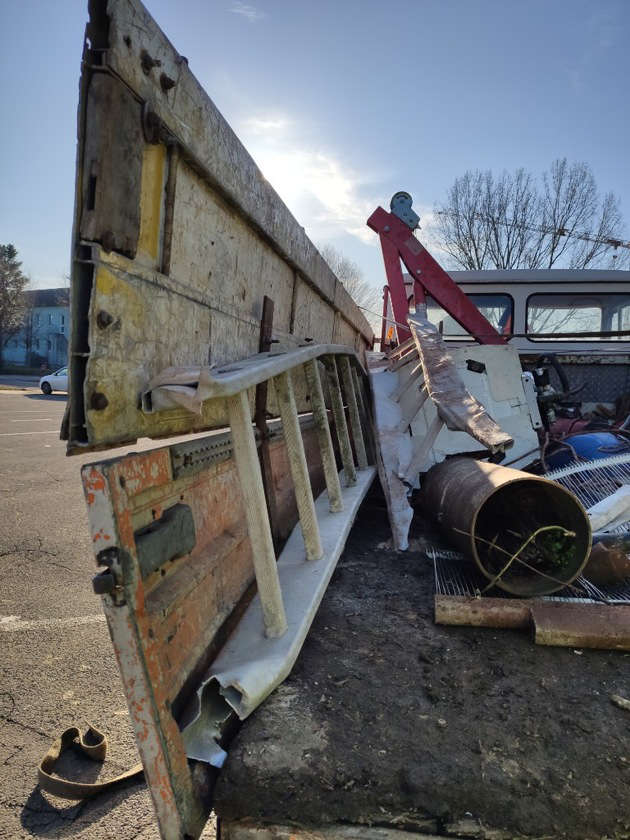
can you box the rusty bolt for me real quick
[140,48,162,75]
[90,392,109,411]
[160,73,176,92]
[96,310,114,329]
[141,101,161,144]
[92,570,116,595]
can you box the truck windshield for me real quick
[527,293,630,340]
[426,293,513,337]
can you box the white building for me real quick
[3,288,69,369]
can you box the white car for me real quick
[40,366,68,395]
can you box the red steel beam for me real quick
[368,206,506,345]
[378,233,412,343]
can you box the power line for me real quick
[435,210,630,252]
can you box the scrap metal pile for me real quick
[368,193,630,650]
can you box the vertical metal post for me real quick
[323,356,357,486]
[339,356,368,470]
[227,389,287,638]
[380,285,390,349]
[305,359,343,513]
[255,296,280,548]
[274,371,323,561]
[161,144,179,276]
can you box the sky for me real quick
[1,0,629,296]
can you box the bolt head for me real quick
[93,570,116,595]
[90,392,109,411]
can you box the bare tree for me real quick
[434,159,628,270]
[318,244,381,318]
[0,244,28,367]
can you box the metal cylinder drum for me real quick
[421,457,592,596]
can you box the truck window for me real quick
[426,293,513,337]
[526,293,630,340]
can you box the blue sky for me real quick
[1,0,628,292]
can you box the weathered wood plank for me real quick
[79,73,143,257]
[220,822,448,840]
[531,603,630,650]
[228,390,287,638]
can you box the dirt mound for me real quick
[214,486,630,838]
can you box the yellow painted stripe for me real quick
[137,143,166,263]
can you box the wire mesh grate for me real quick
[546,453,630,535]
[431,550,630,605]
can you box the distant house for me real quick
[3,288,69,369]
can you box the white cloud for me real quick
[238,115,381,245]
[229,3,265,23]
[242,116,291,136]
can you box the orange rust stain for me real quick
[83,468,108,506]
[84,467,106,492]
[116,509,135,548]
[119,451,170,496]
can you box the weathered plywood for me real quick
[292,279,336,345]
[66,0,372,453]
[333,314,362,351]
[168,162,296,364]
[79,73,143,257]
[100,0,369,338]
[83,256,225,447]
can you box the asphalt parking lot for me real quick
[0,388,216,839]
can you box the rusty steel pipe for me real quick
[422,457,592,596]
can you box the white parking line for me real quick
[0,430,60,436]
[0,614,106,632]
[10,418,52,422]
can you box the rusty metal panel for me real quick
[65,0,372,454]
[82,425,327,837]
